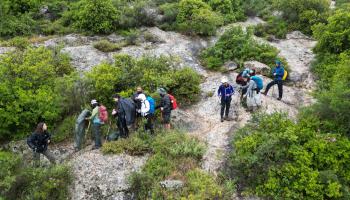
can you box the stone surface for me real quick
[0,47,15,55]
[224,61,239,71]
[159,180,184,190]
[243,61,271,76]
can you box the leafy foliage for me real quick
[85,54,201,107]
[0,46,74,141]
[176,0,223,36]
[205,0,246,24]
[0,151,72,200]
[254,16,289,39]
[93,40,124,52]
[228,113,350,200]
[201,26,284,70]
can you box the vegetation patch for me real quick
[0,151,72,200]
[200,26,287,71]
[93,40,125,52]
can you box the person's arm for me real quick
[87,107,98,120]
[27,134,36,151]
[164,96,172,111]
[230,85,235,96]
[278,68,285,78]
[218,86,222,97]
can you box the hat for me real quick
[137,94,146,101]
[221,77,228,83]
[91,99,98,105]
[157,88,167,95]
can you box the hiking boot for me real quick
[221,117,224,122]
[262,91,267,96]
[91,146,100,150]
[225,117,233,121]
[277,97,282,101]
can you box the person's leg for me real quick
[263,80,277,95]
[93,123,102,148]
[75,123,85,150]
[33,151,40,167]
[277,80,283,99]
[42,150,56,164]
[225,99,231,119]
[163,112,171,129]
[220,98,225,121]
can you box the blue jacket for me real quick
[218,84,234,100]
[147,96,155,114]
[273,66,285,80]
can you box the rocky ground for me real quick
[1,17,317,199]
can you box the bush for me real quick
[176,0,223,36]
[205,0,246,24]
[274,0,330,35]
[0,151,72,200]
[254,16,289,39]
[93,39,124,52]
[242,0,273,17]
[0,46,75,141]
[312,6,350,54]
[159,2,179,30]
[128,130,216,199]
[52,115,76,143]
[85,54,201,107]
[69,0,119,34]
[0,36,30,49]
[228,113,350,200]
[201,26,284,70]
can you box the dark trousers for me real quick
[33,150,56,167]
[74,123,87,150]
[92,123,102,148]
[117,116,129,138]
[145,113,155,134]
[265,80,283,98]
[221,97,231,118]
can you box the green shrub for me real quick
[183,168,224,199]
[176,0,223,36]
[201,26,284,70]
[85,54,201,108]
[205,0,246,24]
[312,6,350,54]
[0,151,72,200]
[69,0,119,34]
[0,46,74,141]
[274,0,330,35]
[254,16,289,39]
[52,115,76,143]
[0,36,30,49]
[228,113,350,200]
[159,2,179,30]
[120,29,141,45]
[93,39,124,52]
[242,0,273,17]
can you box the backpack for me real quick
[168,94,177,110]
[282,70,288,81]
[147,96,155,114]
[251,76,263,90]
[99,105,108,124]
[236,72,247,86]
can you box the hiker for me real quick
[262,60,285,100]
[112,94,136,138]
[156,88,172,129]
[27,122,56,167]
[136,93,155,134]
[218,77,234,122]
[131,86,144,129]
[86,99,102,149]
[241,75,262,111]
[74,109,91,151]
[236,68,255,97]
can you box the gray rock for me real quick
[159,180,184,190]
[224,61,238,71]
[286,31,311,40]
[243,61,271,76]
[0,47,15,55]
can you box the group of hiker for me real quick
[26,60,286,167]
[218,60,286,121]
[27,87,177,166]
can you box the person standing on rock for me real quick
[156,88,172,130]
[86,99,102,149]
[27,122,56,167]
[262,60,285,100]
[131,86,144,129]
[218,77,234,122]
[112,94,136,138]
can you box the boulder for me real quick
[159,180,184,190]
[243,61,271,76]
[223,61,238,71]
[286,31,311,40]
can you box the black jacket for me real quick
[27,131,51,153]
[158,95,172,113]
[113,98,136,126]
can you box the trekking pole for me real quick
[84,121,91,147]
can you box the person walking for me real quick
[74,109,91,151]
[218,77,234,122]
[27,122,56,167]
[262,60,285,100]
[156,88,172,130]
[112,94,137,138]
[136,93,155,134]
[86,99,102,149]
[131,86,144,129]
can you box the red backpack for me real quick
[99,105,108,124]
[168,94,177,110]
